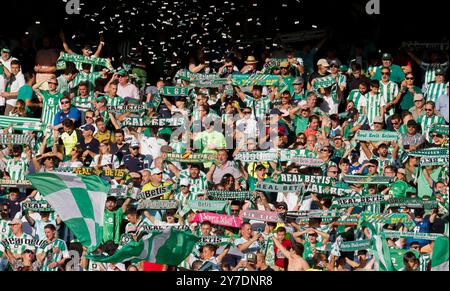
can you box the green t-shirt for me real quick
[103,208,124,243]
[390,248,420,271]
[294,115,309,135]
[399,86,421,112]
[417,167,442,198]
[303,240,324,266]
[17,84,35,115]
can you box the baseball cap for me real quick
[8,218,22,225]
[414,93,424,101]
[117,69,128,76]
[96,96,107,103]
[293,77,304,85]
[150,168,163,175]
[130,140,140,148]
[280,61,290,68]
[333,135,343,140]
[373,116,384,124]
[275,201,288,209]
[398,168,406,175]
[329,60,339,67]
[1,48,10,53]
[435,68,445,75]
[180,178,190,187]
[82,124,95,132]
[382,53,393,61]
[317,59,330,67]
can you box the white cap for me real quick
[317,59,330,67]
[150,168,163,175]
[373,116,384,124]
[130,140,140,148]
[180,178,190,186]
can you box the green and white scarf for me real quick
[231,74,281,87]
[419,156,448,167]
[235,151,279,162]
[0,134,34,145]
[383,230,445,241]
[409,147,449,157]
[163,153,217,164]
[275,173,335,185]
[185,200,227,212]
[137,200,179,210]
[56,53,114,71]
[355,130,399,142]
[0,116,46,132]
[106,105,147,114]
[331,195,385,208]
[159,86,191,97]
[207,190,254,201]
[121,116,186,127]
[22,200,54,212]
[343,175,394,185]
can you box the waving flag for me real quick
[431,236,449,271]
[27,172,110,252]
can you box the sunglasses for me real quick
[425,109,433,111]
[243,111,252,114]
[374,122,383,125]
[231,209,240,212]
[328,170,338,174]
[24,250,34,254]
[405,77,414,80]
[321,149,329,152]
[391,122,398,125]
[48,82,58,85]
[86,116,94,119]
[60,101,70,105]
[277,206,286,209]
[368,165,377,168]
[381,72,390,75]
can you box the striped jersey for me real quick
[347,89,367,114]
[424,82,447,103]
[416,114,446,141]
[4,156,28,180]
[180,169,208,196]
[364,92,385,127]
[173,191,195,208]
[374,155,395,174]
[0,219,12,241]
[380,81,399,117]
[419,253,431,271]
[71,71,101,94]
[169,141,186,154]
[40,90,63,126]
[72,95,94,112]
[421,62,448,85]
[38,238,70,271]
[105,95,124,107]
[244,94,271,121]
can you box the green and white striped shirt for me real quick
[40,90,63,126]
[244,94,271,121]
[169,141,186,154]
[180,169,208,196]
[0,219,12,241]
[38,238,70,271]
[72,95,94,112]
[4,156,28,180]
[380,81,399,118]
[105,95,124,107]
[71,71,101,94]
[364,92,385,127]
[419,253,431,271]
[173,191,195,208]
[416,114,446,141]
[375,155,395,175]
[421,62,448,85]
[347,89,366,114]
[424,82,447,103]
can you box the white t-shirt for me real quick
[234,237,260,255]
[236,118,258,138]
[0,57,18,72]
[89,154,120,169]
[276,192,299,211]
[6,72,25,106]
[0,74,5,106]
[117,83,139,100]
[139,135,167,158]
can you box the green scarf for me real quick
[0,134,34,145]
[121,116,185,127]
[275,173,335,185]
[383,230,445,240]
[22,201,54,212]
[235,151,279,162]
[56,53,114,71]
[106,105,147,114]
[331,195,385,208]
[137,199,179,210]
[409,147,449,157]
[343,175,394,185]
[326,239,373,252]
[355,130,399,142]
[186,200,227,212]
[231,74,281,87]
[359,211,415,230]
[159,86,191,97]
[419,156,448,167]
[163,153,217,164]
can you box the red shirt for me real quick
[274,238,292,268]
[304,127,318,138]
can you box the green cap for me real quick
[1,48,10,53]
[389,180,408,198]
[96,96,107,103]
[339,65,348,72]
[435,68,445,75]
[382,53,393,61]
[117,69,128,76]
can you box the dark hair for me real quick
[339,158,350,165]
[291,243,304,256]
[125,207,138,216]
[96,118,105,125]
[200,221,212,227]
[277,226,287,233]
[44,224,56,231]
[114,129,125,135]
[78,82,88,89]
[10,60,20,67]
[308,115,320,123]
[370,80,380,88]
[230,200,242,207]
[351,63,362,72]
[62,118,74,129]
[81,63,92,70]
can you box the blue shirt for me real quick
[406,216,431,247]
[54,107,81,127]
[436,94,449,123]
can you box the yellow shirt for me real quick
[94,130,115,144]
[141,181,173,200]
